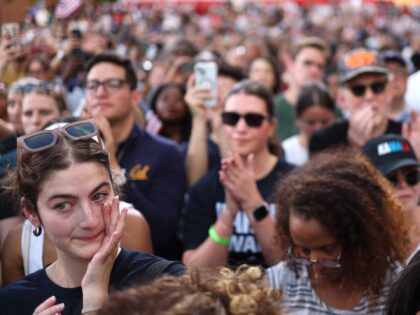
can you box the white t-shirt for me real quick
[282,135,308,166]
[405,70,420,113]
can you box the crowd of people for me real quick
[0,1,420,314]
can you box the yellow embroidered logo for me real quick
[129,164,150,181]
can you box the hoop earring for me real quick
[33,226,42,237]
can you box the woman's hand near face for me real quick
[33,296,64,315]
[81,196,128,312]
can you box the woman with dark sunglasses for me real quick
[266,148,408,314]
[182,80,293,268]
[0,120,184,315]
[363,134,420,263]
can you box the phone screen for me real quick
[2,23,20,48]
[194,61,218,108]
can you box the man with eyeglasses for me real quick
[363,134,420,262]
[84,54,186,260]
[309,48,402,154]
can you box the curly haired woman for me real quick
[266,148,409,314]
[98,265,282,315]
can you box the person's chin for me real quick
[312,268,342,283]
[76,243,103,260]
[233,147,253,157]
[230,141,252,154]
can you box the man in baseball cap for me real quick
[363,134,420,176]
[363,134,420,262]
[310,48,402,154]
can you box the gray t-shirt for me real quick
[266,261,398,315]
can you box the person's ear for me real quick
[268,117,277,138]
[21,197,40,227]
[130,89,142,109]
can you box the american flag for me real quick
[54,0,83,19]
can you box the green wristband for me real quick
[208,225,230,246]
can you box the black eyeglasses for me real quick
[17,119,99,154]
[221,111,271,128]
[348,81,387,97]
[386,169,420,187]
[287,244,342,268]
[85,78,127,94]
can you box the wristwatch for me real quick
[251,203,269,222]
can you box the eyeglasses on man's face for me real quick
[347,81,387,97]
[221,111,271,128]
[85,78,128,94]
[287,244,342,268]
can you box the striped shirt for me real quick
[266,261,396,315]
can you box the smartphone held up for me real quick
[1,23,20,48]
[194,61,218,108]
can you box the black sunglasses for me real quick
[221,112,271,128]
[386,169,420,187]
[348,81,387,97]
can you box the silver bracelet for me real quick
[81,306,101,314]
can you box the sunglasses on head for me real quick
[221,111,271,128]
[18,81,63,94]
[17,119,100,154]
[348,81,387,97]
[386,169,420,187]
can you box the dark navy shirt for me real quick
[309,119,402,154]
[117,123,186,259]
[0,249,184,315]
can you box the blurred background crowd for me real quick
[1,1,420,313]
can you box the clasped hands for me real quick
[219,152,264,220]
